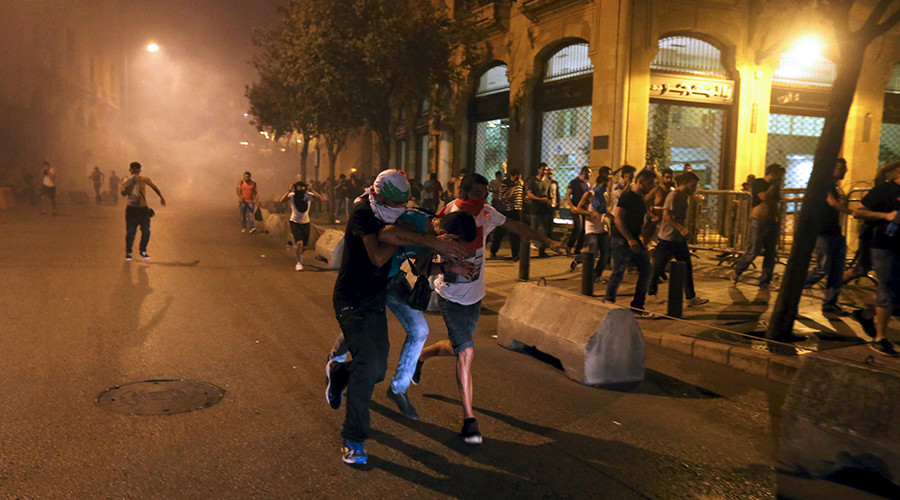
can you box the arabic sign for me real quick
[770,86,830,113]
[649,75,734,104]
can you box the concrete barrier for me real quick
[778,350,900,496]
[315,229,345,269]
[498,282,645,385]
[264,211,286,236]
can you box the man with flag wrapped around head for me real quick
[329,169,467,465]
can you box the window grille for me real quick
[651,36,728,78]
[476,65,510,96]
[473,119,509,180]
[647,103,724,190]
[880,122,900,164]
[765,113,824,188]
[540,106,592,194]
[887,64,900,94]
[773,53,836,88]
[543,43,592,83]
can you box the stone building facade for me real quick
[339,0,900,196]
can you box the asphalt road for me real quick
[0,202,787,499]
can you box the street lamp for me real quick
[147,42,160,53]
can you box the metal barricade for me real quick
[687,190,753,261]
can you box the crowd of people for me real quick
[313,159,897,465]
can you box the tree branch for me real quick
[860,0,895,34]
[868,4,900,41]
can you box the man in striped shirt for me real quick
[489,169,524,260]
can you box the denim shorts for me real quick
[437,296,481,353]
[872,248,900,308]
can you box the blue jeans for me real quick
[529,213,552,252]
[437,297,481,353]
[733,219,779,287]
[604,237,652,309]
[239,201,255,230]
[649,239,696,299]
[804,234,846,307]
[385,290,429,393]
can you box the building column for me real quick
[507,74,538,177]
[590,0,632,169]
[733,67,774,188]
[843,54,892,184]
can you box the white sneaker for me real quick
[248,227,257,234]
[687,296,709,307]
[295,262,304,271]
[241,228,246,233]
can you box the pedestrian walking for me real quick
[120,162,165,261]
[526,163,554,257]
[280,181,324,271]
[88,166,104,205]
[730,163,785,290]
[850,161,900,357]
[647,171,709,307]
[413,173,569,445]
[489,169,525,260]
[108,170,120,206]
[566,166,592,255]
[422,172,442,213]
[803,159,853,315]
[322,169,465,465]
[570,170,610,281]
[604,168,657,316]
[237,171,258,233]
[333,173,348,223]
[39,161,57,215]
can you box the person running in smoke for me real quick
[89,166,104,204]
[280,181,324,271]
[237,171,258,233]
[109,170,120,206]
[324,169,466,465]
[412,173,569,445]
[39,161,57,215]
[120,162,165,261]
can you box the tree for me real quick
[766,0,900,342]
[252,0,479,174]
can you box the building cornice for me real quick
[519,0,591,23]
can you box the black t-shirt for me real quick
[750,178,780,208]
[568,177,590,207]
[611,190,647,240]
[860,181,900,250]
[333,201,391,304]
[820,187,843,236]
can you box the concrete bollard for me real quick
[315,229,345,269]
[498,282,645,385]
[667,261,685,318]
[779,351,900,496]
[581,251,595,296]
[518,238,530,281]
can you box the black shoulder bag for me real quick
[406,258,433,311]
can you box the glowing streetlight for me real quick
[146,42,160,53]
[786,37,823,66]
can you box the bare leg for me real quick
[418,339,454,362]
[456,347,475,419]
[295,241,304,263]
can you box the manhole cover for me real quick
[97,379,225,416]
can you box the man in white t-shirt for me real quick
[280,181,324,271]
[413,173,569,444]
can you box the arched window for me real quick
[476,65,509,97]
[470,64,511,183]
[543,43,592,83]
[651,36,729,78]
[647,35,732,190]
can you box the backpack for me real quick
[591,185,607,214]
[293,190,309,213]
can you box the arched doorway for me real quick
[646,35,735,190]
[469,64,510,181]
[536,42,593,191]
[766,40,836,188]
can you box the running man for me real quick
[120,162,165,261]
[413,173,569,445]
[280,181,324,271]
